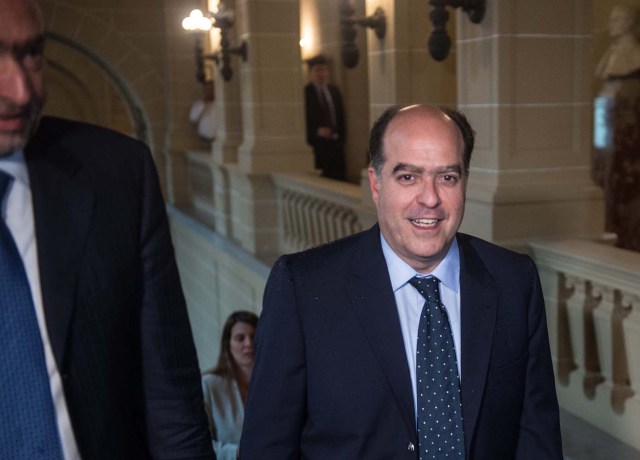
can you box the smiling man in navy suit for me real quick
[241,104,563,459]
[0,0,214,458]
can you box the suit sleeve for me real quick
[516,258,563,459]
[240,256,307,459]
[304,85,315,146]
[331,85,346,144]
[137,147,215,459]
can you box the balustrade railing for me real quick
[182,156,374,255]
[273,173,369,253]
[530,239,640,450]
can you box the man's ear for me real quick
[368,167,379,205]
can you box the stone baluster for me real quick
[556,272,578,384]
[584,281,606,397]
[622,292,640,413]
[611,289,634,413]
[565,275,605,398]
[565,275,587,387]
[592,283,617,407]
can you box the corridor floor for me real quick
[561,409,640,459]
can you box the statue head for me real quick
[608,5,638,39]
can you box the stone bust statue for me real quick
[596,5,640,80]
[592,5,640,252]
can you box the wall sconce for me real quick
[182,4,248,82]
[428,0,485,61]
[340,0,386,69]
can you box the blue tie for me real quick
[410,276,464,459]
[0,171,63,459]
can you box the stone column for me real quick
[361,0,458,215]
[210,0,244,237]
[456,0,603,248]
[365,0,457,121]
[229,0,313,257]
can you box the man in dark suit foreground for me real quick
[0,0,214,458]
[241,104,563,459]
[304,54,346,181]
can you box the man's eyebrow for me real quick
[436,164,463,175]
[391,163,424,174]
[391,163,463,175]
[0,34,46,54]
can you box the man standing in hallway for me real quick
[0,0,214,458]
[241,104,563,458]
[304,54,346,181]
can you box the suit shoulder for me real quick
[33,116,149,162]
[277,230,369,275]
[458,233,533,267]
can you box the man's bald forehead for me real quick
[385,105,455,137]
[395,104,451,122]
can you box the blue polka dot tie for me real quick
[410,275,464,459]
[0,171,63,459]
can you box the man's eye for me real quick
[22,53,44,70]
[16,40,45,70]
[398,174,414,182]
[441,174,459,184]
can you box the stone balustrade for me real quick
[272,172,371,253]
[182,156,376,258]
[530,239,640,450]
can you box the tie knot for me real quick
[409,275,441,303]
[0,171,13,202]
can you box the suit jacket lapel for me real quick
[457,234,498,451]
[25,128,94,370]
[346,226,417,438]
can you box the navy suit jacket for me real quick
[240,225,562,459]
[304,82,345,148]
[24,117,215,459]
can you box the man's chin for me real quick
[0,111,43,156]
[0,132,30,157]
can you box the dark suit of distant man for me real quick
[304,55,346,181]
[240,105,563,459]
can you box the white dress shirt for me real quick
[202,373,245,460]
[0,151,81,460]
[380,234,462,419]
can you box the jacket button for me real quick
[408,442,415,451]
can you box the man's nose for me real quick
[0,55,32,106]
[416,179,441,208]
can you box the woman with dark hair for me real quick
[202,310,259,459]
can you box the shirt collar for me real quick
[380,233,460,293]
[0,149,30,187]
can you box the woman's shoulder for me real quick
[202,372,233,392]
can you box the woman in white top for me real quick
[202,310,258,459]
